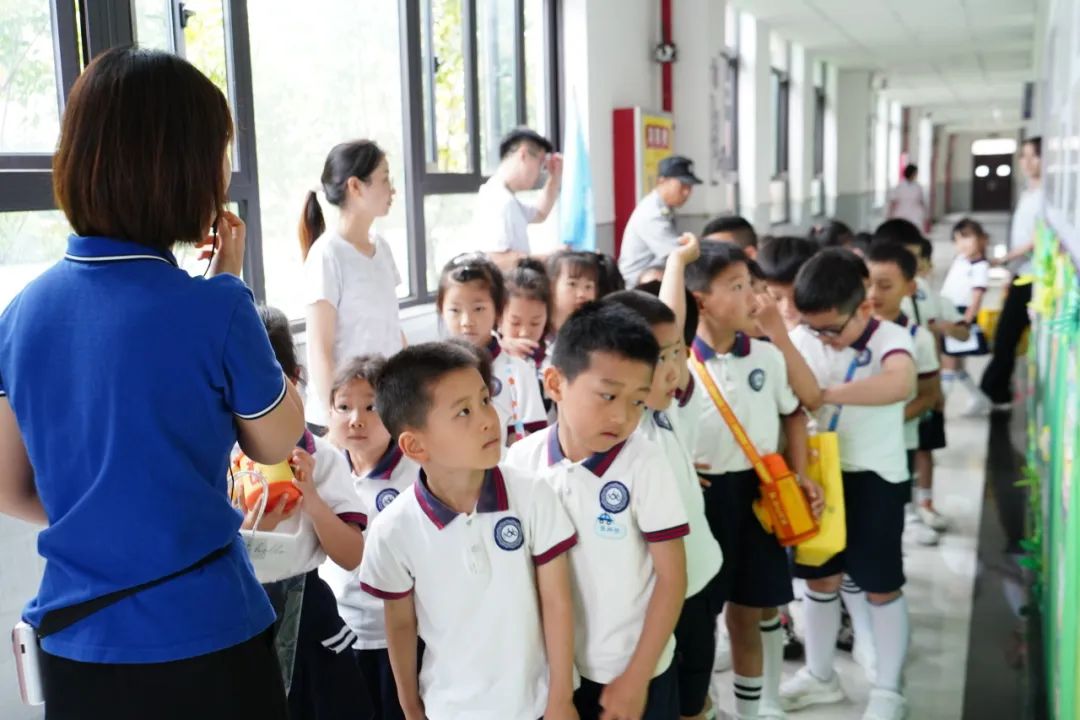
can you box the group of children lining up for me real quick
[239,212,992,720]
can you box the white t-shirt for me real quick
[888,180,926,229]
[473,176,540,254]
[506,426,689,684]
[320,443,419,650]
[687,333,800,475]
[358,465,576,720]
[901,276,961,326]
[894,315,941,450]
[790,319,914,483]
[940,255,990,310]
[240,433,367,583]
[636,404,722,597]
[487,338,549,448]
[1009,187,1044,276]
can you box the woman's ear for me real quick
[543,366,566,404]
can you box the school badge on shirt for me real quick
[494,516,524,551]
[748,368,766,391]
[376,488,399,511]
[856,348,873,367]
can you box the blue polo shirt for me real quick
[0,235,286,663]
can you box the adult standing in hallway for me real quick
[886,164,929,233]
[473,127,563,273]
[617,155,702,287]
[980,137,1043,408]
[0,48,304,719]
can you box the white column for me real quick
[835,69,874,229]
[824,64,839,217]
[737,12,772,230]
[788,43,814,226]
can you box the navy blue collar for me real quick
[486,336,502,360]
[414,467,509,530]
[545,424,626,477]
[850,317,881,352]
[894,313,910,328]
[368,441,404,480]
[691,332,750,361]
[675,375,696,407]
[64,235,178,267]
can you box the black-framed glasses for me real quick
[804,313,854,339]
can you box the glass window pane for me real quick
[477,0,519,174]
[249,0,410,319]
[0,2,62,153]
[133,0,174,52]
[423,0,470,173]
[523,0,548,137]
[181,1,230,100]
[0,210,70,311]
[425,193,478,292]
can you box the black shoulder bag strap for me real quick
[36,544,232,639]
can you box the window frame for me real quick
[770,66,790,225]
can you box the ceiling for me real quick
[729,0,1040,133]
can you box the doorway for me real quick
[971,153,1014,211]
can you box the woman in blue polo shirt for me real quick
[0,49,304,719]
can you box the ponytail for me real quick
[298,139,386,261]
[299,190,325,261]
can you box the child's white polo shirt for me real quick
[902,276,961,325]
[894,314,941,450]
[506,426,689,684]
[687,333,800,475]
[320,442,419,650]
[636,405,722,597]
[487,338,548,446]
[790,318,914,483]
[940,255,990,309]
[358,465,576,720]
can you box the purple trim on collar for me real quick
[691,332,750,362]
[850,317,880,352]
[675,374,696,407]
[369,441,405,480]
[894,313,910,328]
[486,336,502,360]
[414,467,508,530]
[529,339,548,368]
[545,424,626,477]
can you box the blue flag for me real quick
[559,93,596,251]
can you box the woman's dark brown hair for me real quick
[299,140,385,260]
[53,48,233,252]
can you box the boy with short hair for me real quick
[685,242,822,720]
[756,236,820,331]
[508,303,689,720]
[358,341,578,720]
[703,215,759,259]
[783,248,916,720]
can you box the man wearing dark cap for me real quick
[618,154,702,286]
[473,127,563,272]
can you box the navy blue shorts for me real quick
[702,469,794,609]
[793,471,909,593]
[674,584,717,716]
[575,663,678,720]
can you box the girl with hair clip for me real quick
[300,140,406,435]
[437,253,549,448]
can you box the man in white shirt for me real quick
[886,164,927,232]
[473,128,563,273]
[980,136,1044,407]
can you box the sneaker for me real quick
[961,393,991,417]
[759,703,787,719]
[714,624,732,673]
[835,605,854,652]
[917,504,948,532]
[862,688,907,720]
[909,520,941,546]
[781,612,804,661]
[779,667,845,711]
[853,639,877,684]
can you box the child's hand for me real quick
[753,293,787,340]
[599,671,648,720]
[670,232,701,266]
[801,477,826,519]
[500,336,540,359]
[290,448,328,516]
[543,698,579,720]
[242,493,301,532]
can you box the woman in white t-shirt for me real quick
[887,164,928,232]
[300,140,405,432]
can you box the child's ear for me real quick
[397,431,429,465]
[691,290,707,311]
[543,366,566,404]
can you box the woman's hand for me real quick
[200,209,246,278]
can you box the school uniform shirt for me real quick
[687,333,801,475]
[1009,186,1044,276]
[320,443,420,650]
[486,337,548,446]
[940,254,990,311]
[472,176,539,254]
[506,426,690,683]
[358,465,576,720]
[302,231,403,426]
[617,189,681,287]
[901,276,961,326]
[636,397,723,597]
[790,318,914,483]
[0,235,283,663]
[893,315,941,450]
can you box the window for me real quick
[720,4,739,212]
[770,69,790,224]
[0,210,71,308]
[0,3,63,154]
[812,63,826,217]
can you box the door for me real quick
[971,153,1013,211]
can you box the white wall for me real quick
[737,11,772,229]
[789,43,815,226]
[824,64,839,217]
[835,69,874,228]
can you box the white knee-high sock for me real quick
[869,594,910,692]
[733,673,762,718]
[803,589,841,682]
[760,616,784,708]
[840,576,874,652]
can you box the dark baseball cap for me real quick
[658,155,702,185]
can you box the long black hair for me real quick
[299,140,385,260]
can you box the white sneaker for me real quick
[862,688,907,720]
[779,667,845,711]
[853,639,877,684]
[714,621,732,673]
[961,393,991,417]
[759,703,787,719]
[917,504,949,532]
[909,521,941,546]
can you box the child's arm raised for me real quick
[756,295,825,411]
[384,595,425,720]
[536,554,578,720]
[823,352,916,407]
[659,232,700,333]
[290,447,365,570]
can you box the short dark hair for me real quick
[917,236,933,260]
[685,242,750,293]
[952,217,987,239]
[552,302,660,383]
[437,252,508,316]
[747,259,765,281]
[873,218,923,248]
[866,241,917,281]
[257,305,301,383]
[603,290,676,328]
[505,258,553,333]
[53,48,233,253]
[809,219,854,248]
[374,340,493,439]
[547,249,598,284]
[794,248,868,315]
[702,215,758,249]
[499,127,554,159]
[634,280,697,347]
[757,236,818,284]
[593,253,626,297]
[851,232,873,257]
[903,163,918,181]
[331,355,387,407]
[1024,136,1042,157]
[300,140,386,260]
